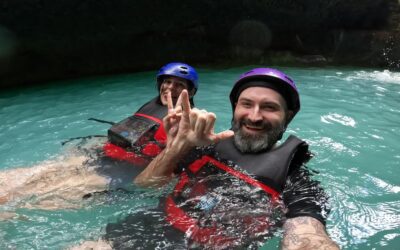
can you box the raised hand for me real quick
[163,90,233,150]
[135,90,233,187]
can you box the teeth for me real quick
[245,125,262,130]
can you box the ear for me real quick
[286,110,294,124]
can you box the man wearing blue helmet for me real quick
[157,62,198,106]
[96,62,199,190]
[0,62,199,210]
[86,67,338,249]
[103,62,198,168]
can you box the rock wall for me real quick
[0,0,398,88]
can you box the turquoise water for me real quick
[0,66,399,249]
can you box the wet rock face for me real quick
[0,0,397,88]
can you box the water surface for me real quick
[0,66,399,249]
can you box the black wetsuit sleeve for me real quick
[174,147,204,174]
[282,166,330,225]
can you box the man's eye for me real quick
[240,103,252,108]
[165,79,174,84]
[262,105,277,111]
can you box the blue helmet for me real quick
[156,62,199,92]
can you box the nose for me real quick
[247,106,262,122]
[164,82,173,89]
[163,81,180,90]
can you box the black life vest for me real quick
[103,97,168,167]
[165,135,309,247]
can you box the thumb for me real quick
[212,130,234,144]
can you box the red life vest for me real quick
[165,135,309,248]
[103,98,168,167]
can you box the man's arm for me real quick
[281,216,340,250]
[0,155,106,208]
[134,90,233,187]
[134,137,191,187]
[69,239,112,250]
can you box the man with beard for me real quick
[74,68,339,249]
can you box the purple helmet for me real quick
[229,68,300,117]
[156,62,199,92]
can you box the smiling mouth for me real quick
[162,92,178,99]
[241,121,268,133]
[243,125,264,132]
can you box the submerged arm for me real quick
[281,216,340,250]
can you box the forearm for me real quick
[281,216,340,250]
[134,140,192,187]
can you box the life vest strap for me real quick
[103,142,150,166]
[188,155,280,200]
[165,196,240,246]
[165,195,272,247]
[135,113,163,124]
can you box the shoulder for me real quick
[283,165,330,225]
[136,97,161,112]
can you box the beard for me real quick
[232,118,286,153]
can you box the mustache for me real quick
[240,119,271,130]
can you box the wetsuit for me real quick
[104,135,329,249]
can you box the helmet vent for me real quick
[179,66,188,74]
[157,62,198,89]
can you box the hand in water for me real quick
[163,90,234,149]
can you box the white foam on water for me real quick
[321,113,356,127]
[345,70,400,85]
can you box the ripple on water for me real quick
[320,113,356,127]
[308,136,359,157]
[330,197,399,246]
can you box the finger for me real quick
[175,92,183,111]
[194,114,206,135]
[204,112,216,135]
[167,91,174,113]
[180,90,191,120]
[212,130,234,144]
[170,124,179,137]
[163,112,180,129]
[189,109,198,130]
[163,113,174,132]
[174,105,182,116]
